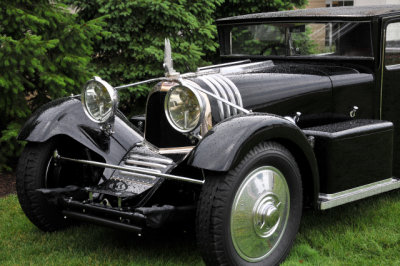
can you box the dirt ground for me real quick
[0,173,16,197]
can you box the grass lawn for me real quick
[1,191,400,265]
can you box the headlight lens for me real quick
[82,77,117,123]
[165,85,204,133]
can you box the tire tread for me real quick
[16,141,67,232]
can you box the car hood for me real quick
[191,61,373,120]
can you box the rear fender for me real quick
[187,113,320,206]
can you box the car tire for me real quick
[16,140,69,232]
[196,141,303,266]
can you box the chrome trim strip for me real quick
[184,79,250,114]
[203,75,231,117]
[218,75,243,108]
[210,74,237,115]
[158,146,194,154]
[318,178,400,210]
[199,90,213,136]
[125,159,168,169]
[122,164,161,173]
[115,77,166,90]
[212,74,236,114]
[197,60,251,71]
[386,64,400,71]
[128,154,173,164]
[198,76,226,120]
[54,152,204,185]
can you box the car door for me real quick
[330,21,376,121]
[381,19,400,176]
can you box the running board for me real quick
[318,178,400,210]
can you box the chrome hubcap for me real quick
[230,166,290,262]
[253,194,282,238]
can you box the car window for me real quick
[385,22,400,68]
[226,22,373,57]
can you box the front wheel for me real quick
[16,140,69,231]
[16,139,100,232]
[196,142,303,266]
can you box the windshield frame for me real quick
[218,20,375,61]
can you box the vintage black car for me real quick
[15,5,400,265]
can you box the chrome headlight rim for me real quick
[164,81,206,133]
[81,76,119,124]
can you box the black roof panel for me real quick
[217,5,400,23]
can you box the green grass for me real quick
[2,191,400,265]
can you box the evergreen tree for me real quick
[0,0,104,171]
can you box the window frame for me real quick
[224,21,374,59]
[384,21,400,71]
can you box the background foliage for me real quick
[215,0,306,18]
[0,0,306,171]
[0,0,104,171]
[66,0,224,115]
[67,0,306,114]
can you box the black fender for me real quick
[188,113,319,206]
[18,96,143,178]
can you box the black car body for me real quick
[16,5,400,265]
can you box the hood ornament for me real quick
[163,38,180,78]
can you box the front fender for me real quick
[18,96,143,177]
[188,113,319,205]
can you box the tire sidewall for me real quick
[16,140,69,231]
[222,148,303,266]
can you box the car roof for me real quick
[216,5,400,24]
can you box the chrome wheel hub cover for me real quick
[253,194,282,238]
[230,166,290,262]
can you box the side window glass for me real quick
[386,22,400,68]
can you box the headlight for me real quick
[82,76,118,123]
[164,84,205,133]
